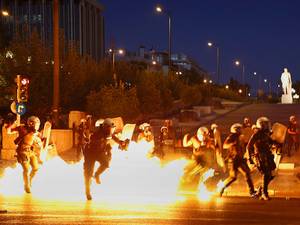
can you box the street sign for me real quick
[16,103,26,116]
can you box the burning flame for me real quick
[216,180,225,193]
[0,140,218,204]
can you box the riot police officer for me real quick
[247,117,276,200]
[83,118,128,200]
[137,123,155,157]
[219,123,255,197]
[7,116,43,193]
[180,126,214,191]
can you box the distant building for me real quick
[0,0,105,61]
[122,46,207,76]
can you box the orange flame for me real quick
[0,141,218,204]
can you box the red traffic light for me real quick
[17,76,30,103]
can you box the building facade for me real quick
[0,0,104,61]
[123,46,207,76]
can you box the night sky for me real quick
[100,0,300,93]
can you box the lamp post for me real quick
[253,71,262,97]
[263,78,269,95]
[234,60,245,84]
[155,5,172,72]
[109,48,124,87]
[277,84,281,97]
[268,81,272,96]
[235,60,246,96]
[208,42,220,84]
[53,0,60,127]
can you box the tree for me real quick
[136,71,161,114]
[86,85,140,120]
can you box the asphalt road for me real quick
[0,195,299,225]
[212,103,300,135]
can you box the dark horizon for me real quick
[100,0,300,94]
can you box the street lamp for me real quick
[155,4,172,71]
[235,60,246,95]
[1,9,21,34]
[207,41,220,84]
[253,71,262,96]
[109,48,125,87]
[1,10,9,17]
[234,60,245,84]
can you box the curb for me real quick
[221,190,300,199]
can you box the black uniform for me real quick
[83,126,127,200]
[220,133,255,196]
[247,129,276,198]
[158,127,175,158]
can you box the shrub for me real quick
[180,85,202,106]
[86,85,140,120]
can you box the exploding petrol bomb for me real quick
[0,138,219,204]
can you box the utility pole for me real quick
[168,14,172,71]
[53,0,60,127]
[216,47,220,84]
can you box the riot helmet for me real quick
[27,116,40,131]
[95,118,104,128]
[289,115,297,124]
[256,117,271,131]
[197,126,209,142]
[139,123,151,135]
[230,123,242,134]
[211,123,218,130]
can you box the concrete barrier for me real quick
[149,118,179,127]
[278,163,295,170]
[68,111,86,129]
[51,129,74,153]
[179,109,200,122]
[193,106,212,115]
[1,125,17,160]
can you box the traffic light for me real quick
[16,75,29,103]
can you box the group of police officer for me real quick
[181,116,278,201]
[6,114,281,201]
